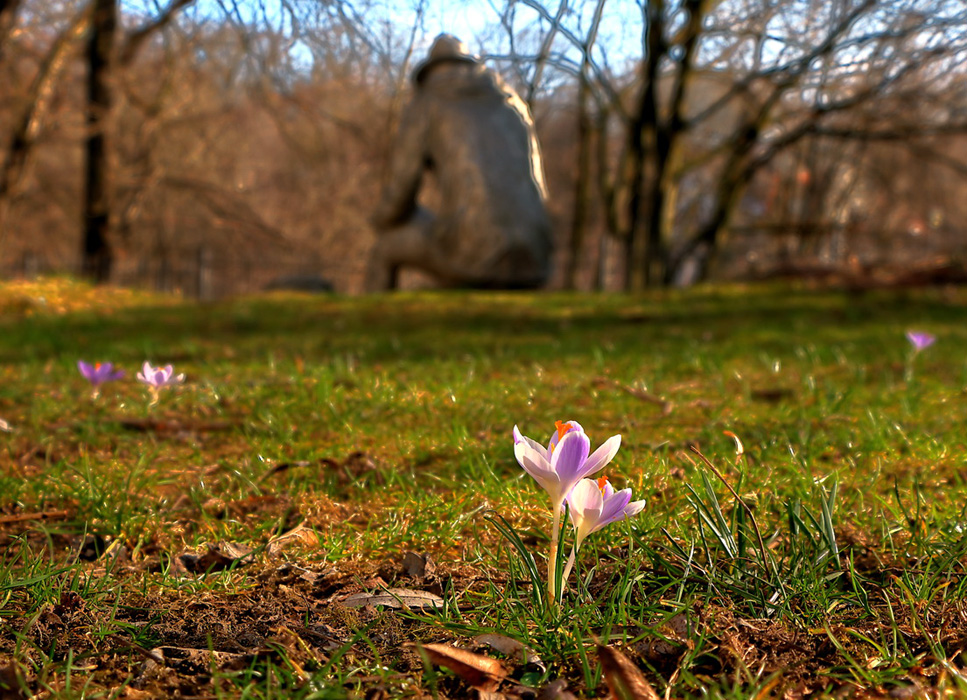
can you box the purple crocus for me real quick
[136,361,185,390]
[77,360,125,390]
[513,420,621,511]
[513,420,621,603]
[566,477,645,551]
[560,476,645,584]
[906,331,935,353]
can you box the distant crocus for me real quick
[78,360,124,398]
[137,361,184,403]
[78,360,125,386]
[906,331,935,353]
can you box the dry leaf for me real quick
[640,613,692,660]
[139,646,245,677]
[340,588,445,610]
[750,387,794,403]
[598,645,660,700]
[414,642,507,692]
[402,550,436,578]
[117,417,236,434]
[474,633,545,670]
[177,542,254,573]
[267,523,320,556]
[260,458,336,483]
[538,679,578,700]
[0,664,25,700]
[723,430,744,455]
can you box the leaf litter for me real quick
[2,544,963,698]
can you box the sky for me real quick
[120,0,644,80]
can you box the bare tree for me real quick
[81,0,197,282]
[5,0,966,293]
[0,3,89,256]
[493,0,967,288]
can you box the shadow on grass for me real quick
[2,284,966,367]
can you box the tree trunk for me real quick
[0,7,89,256]
[623,0,663,291]
[563,68,593,289]
[81,0,117,284]
[0,0,23,63]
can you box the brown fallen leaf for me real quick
[116,417,237,433]
[401,550,436,578]
[413,642,507,692]
[0,663,25,700]
[474,633,545,670]
[598,644,660,700]
[177,542,254,573]
[266,523,320,557]
[538,679,578,700]
[259,459,332,483]
[138,646,245,680]
[340,588,445,610]
[750,387,794,403]
[639,613,693,660]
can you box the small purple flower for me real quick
[513,420,621,510]
[906,331,936,353]
[137,361,185,389]
[77,360,125,387]
[566,477,645,551]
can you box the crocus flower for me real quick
[566,476,646,552]
[137,361,185,398]
[78,360,125,387]
[906,331,935,353]
[513,420,621,604]
[513,420,621,511]
[560,476,645,585]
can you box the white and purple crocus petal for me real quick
[566,477,646,550]
[906,331,935,352]
[549,428,592,500]
[137,361,185,388]
[513,420,621,508]
[78,360,125,386]
[547,420,584,454]
[514,437,561,498]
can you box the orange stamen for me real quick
[95,362,102,370]
[597,476,609,491]
[554,420,573,442]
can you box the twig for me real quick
[593,378,673,415]
[0,510,70,524]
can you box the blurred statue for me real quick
[365,34,553,291]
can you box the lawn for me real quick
[1,277,966,699]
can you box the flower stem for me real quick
[548,507,561,606]
[561,545,577,585]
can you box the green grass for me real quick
[2,277,967,698]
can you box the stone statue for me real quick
[365,34,553,291]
